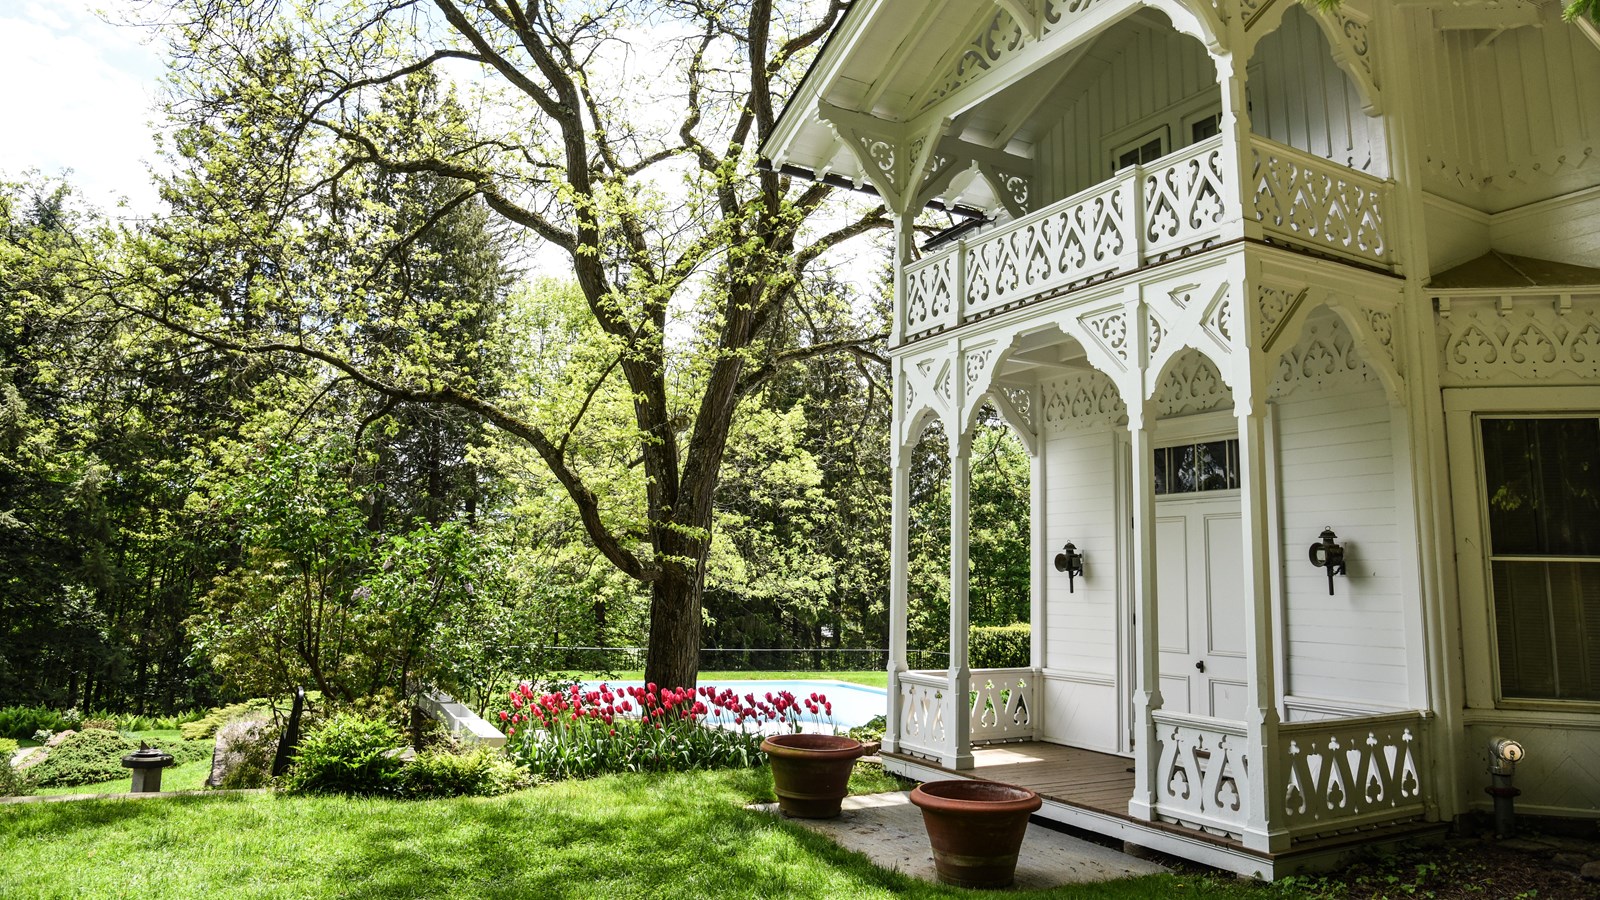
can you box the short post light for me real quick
[1054,542,1085,593]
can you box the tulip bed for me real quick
[498,682,837,780]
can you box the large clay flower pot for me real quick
[910,779,1042,888]
[760,733,867,819]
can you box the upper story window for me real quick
[1154,438,1239,496]
[1188,110,1223,142]
[1110,127,1167,175]
[1480,417,1600,702]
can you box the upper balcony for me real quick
[899,133,1395,343]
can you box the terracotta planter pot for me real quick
[760,733,866,819]
[910,779,1042,888]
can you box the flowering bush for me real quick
[498,682,836,780]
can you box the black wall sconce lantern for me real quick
[1054,542,1085,593]
[1308,527,1347,595]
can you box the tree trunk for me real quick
[644,569,701,689]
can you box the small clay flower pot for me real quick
[910,779,1042,888]
[760,733,867,819]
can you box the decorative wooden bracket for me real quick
[1309,6,1383,116]
[818,103,960,215]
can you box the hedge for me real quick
[970,624,1030,669]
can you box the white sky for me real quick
[0,1,167,217]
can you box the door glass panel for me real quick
[1154,439,1239,495]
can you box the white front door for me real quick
[1155,493,1248,720]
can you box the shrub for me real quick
[281,713,406,796]
[145,737,213,767]
[499,683,837,780]
[402,745,528,799]
[0,738,17,757]
[0,706,74,740]
[0,758,29,797]
[970,624,1031,669]
[849,715,887,744]
[25,729,135,788]
[80,718,120,732]
[180,699,273,740]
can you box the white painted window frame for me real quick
[1444,386,1600,716]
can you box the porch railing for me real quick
[895,667,1038,759]
[1276,710,1431,841]
[1149,710,1253,840]
[895,670,949,760]
[1148,708,1433,845]
[901,134,1394,340]
[970,667,1036,744]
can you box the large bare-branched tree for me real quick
[117,0,888,688]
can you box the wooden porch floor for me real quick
[912,741,1139,817]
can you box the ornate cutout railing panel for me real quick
[1144,136,1230,258]
[897,671,949,760]
[969,667,1035,744]
[1277,711,1430,841]
[1250,136,1392,267]
[964,177,1133,320]
[903,252,957,339]
[1151,711,1252,840]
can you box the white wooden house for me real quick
[764,0,1600,879]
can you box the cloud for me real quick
[0,2,166,216]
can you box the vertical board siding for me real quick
[1250,7,1387,176]
[1042,426,1120,675]
[1034,8,1389,206]
[1415,1,1600,210]
[1035,20,1215,202]
[1275,383,1410,707]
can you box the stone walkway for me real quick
[754,791,1168,889]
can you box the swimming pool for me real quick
[580,679,888,730]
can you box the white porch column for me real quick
[1127,402,1162,821]
[1213,52,1261,241]
[945,433,974,770]
[883,452,911,755]
[1237,403,1288,853]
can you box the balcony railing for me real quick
[901,134,1395,341]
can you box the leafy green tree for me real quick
[904,415,1032,654]
[114,0,887,688]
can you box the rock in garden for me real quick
[44,730,76,748]
[1580,861,1600,882]
[208,719,272,788]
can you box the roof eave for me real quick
[760,0,886,165]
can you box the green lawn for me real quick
[0,766,1271,900]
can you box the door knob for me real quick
[1194,660,1206,673]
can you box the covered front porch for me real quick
[880,227,1438,868]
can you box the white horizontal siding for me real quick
[1274,382,1410,708]
[1042,425,1120,677]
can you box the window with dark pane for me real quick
[1154,439,1239,496]
[1481,417,1600,702]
